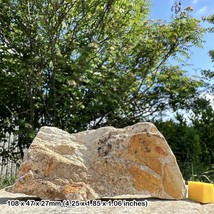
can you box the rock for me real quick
[6,122,187,200]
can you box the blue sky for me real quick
[149,0,214,77]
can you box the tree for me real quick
[202,14,214,92]
[190,98,214,165]
[0,0,205,162]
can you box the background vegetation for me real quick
[0,0,213,186]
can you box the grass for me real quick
[189,163,214,183]
[0,176,16,189]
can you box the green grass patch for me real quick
[189,164,214,183]
[0,176,16,189]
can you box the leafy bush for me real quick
[155,101,214,182]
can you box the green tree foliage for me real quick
[156,13,214,181]
[0,0,205,161]
[193,13,214,170]
[202,14,214,92]
[156,97,214,181]
[155,95,214,181]
[190,98,214,166]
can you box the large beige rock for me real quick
[6,122,187,200]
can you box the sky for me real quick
[149,0,214,114]
[149,0,214,77]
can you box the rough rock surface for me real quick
[6,122,187,200]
